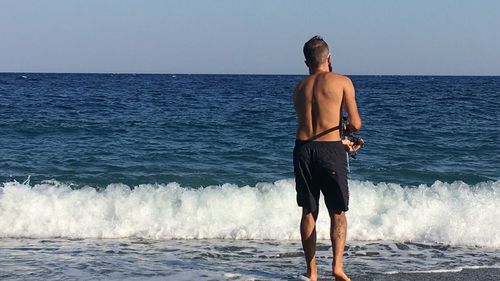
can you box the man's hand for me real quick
[342,137,364,153]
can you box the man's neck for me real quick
[309,64,330,75]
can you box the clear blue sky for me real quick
[1,0,499,75]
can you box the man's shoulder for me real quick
[325,72,352,84]
[294,78,307,92]
[295,75,315,91]
[321,73,353,92]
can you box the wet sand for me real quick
[351,267,500,281]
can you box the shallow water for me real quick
[1,238,498,280]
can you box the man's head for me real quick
[303,36,331,70]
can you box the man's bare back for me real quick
[293,72,361,142]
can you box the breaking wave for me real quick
[0,179,498,247]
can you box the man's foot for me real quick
[332,268,350,281]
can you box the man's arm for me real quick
[342,78,362,132]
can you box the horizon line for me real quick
[1,71,499,77]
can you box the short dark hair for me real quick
[303,36,330,68]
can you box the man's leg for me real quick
[328,210,350,281]
[301,208,318,281]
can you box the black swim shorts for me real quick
[293,140,349,213]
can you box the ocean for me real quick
[0,73,499,280]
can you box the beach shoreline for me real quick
[352,267,500,281]
[1,238,498,280]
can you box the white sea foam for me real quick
[384,265,500,275]
[0,179,498,247]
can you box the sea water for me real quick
[0,74,499,280]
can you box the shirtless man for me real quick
[293,36,362,281]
